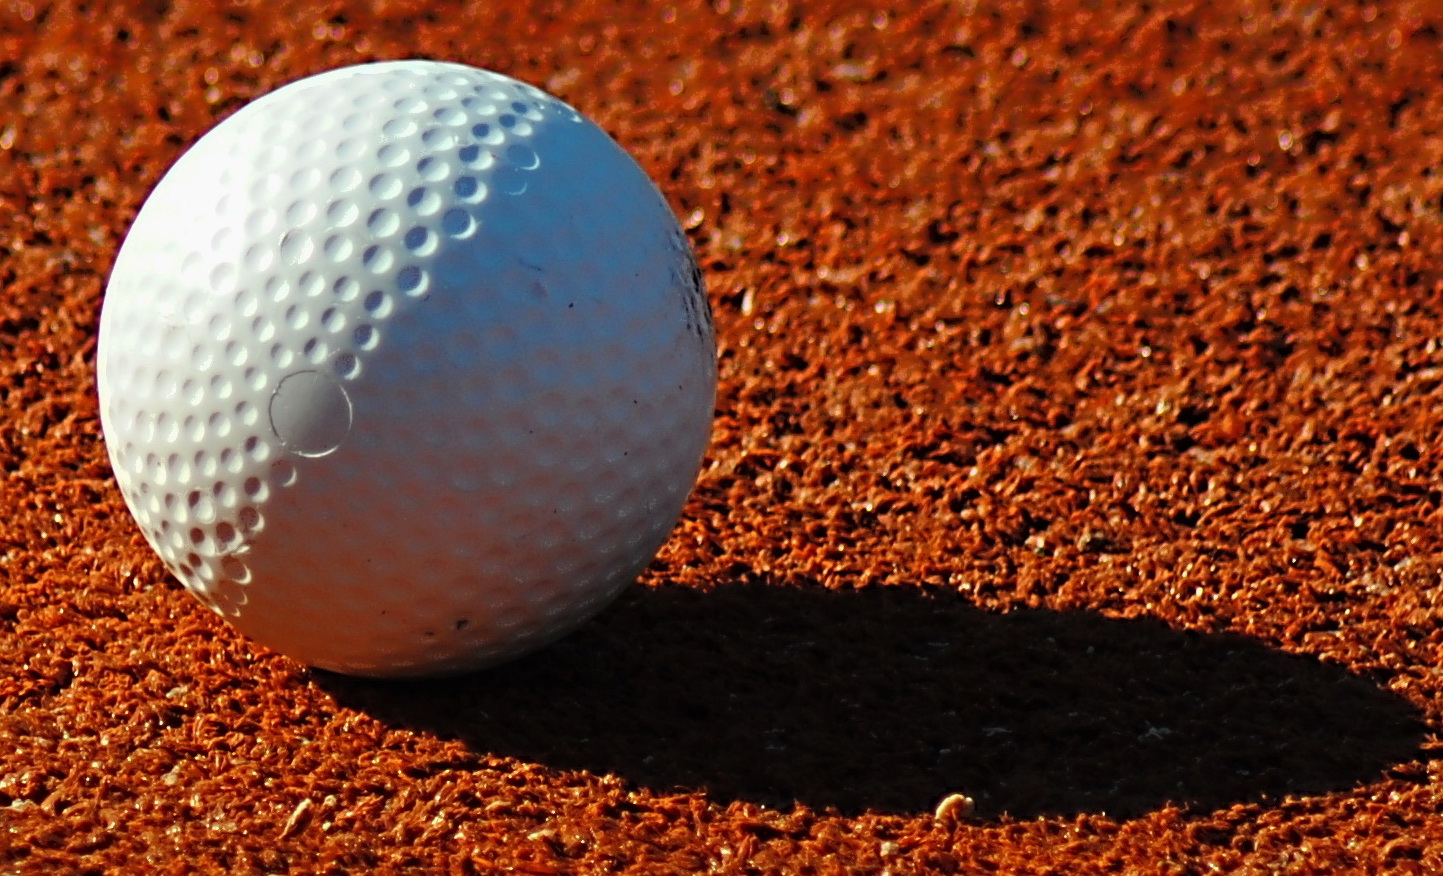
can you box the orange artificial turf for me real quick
[3,1,1443,873]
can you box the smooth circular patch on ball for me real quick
[267,369,353,457]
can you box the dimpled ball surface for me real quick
[97,60,716,677]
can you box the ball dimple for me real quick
[304,337,329,364]
[441,209,475,238]
[403,226,436,255]
[243,435,270,464]
[367,208,401,237]
[182,288,210,320]
[258,142,287,167]
[352,83,386,106]
[237,506,262,536]
[214,481,238,510]
[169,453,193,486]
[222,341,245,370]
[155,411,179,444]
[270,458,298,487]
[382,117,417,138]
[269,344,295,370]
[369,172,403,200]
[245,207,277,238]
[220,554,249,581]
[332,276,360,302]
[472,122,505,145]
[453,175,487,202]
[433,105,464,126]
[378,143,409,167]
[396,265,427,296]
[323,235,354,262]
[181,252,206,285]
[235,287,260,319]
[506,144,540,169]
[407,187,442,216]
[353,323,378,350]
[186,343,213,372]
[285,199,318,226]
[251,315,276,342]
[213,519,236,548]
[416,156,450,182]
[327,199,360,227]
[284,304,309,331]
[189,491,216,525]
[214,585,247,616]
[329,166,362,192]
[495,166,528,196]
[336,135,366,158]
[289,166,322,193]
[250,173,284,200]
[421,128,456,151]
[506,117,534,137]
[207,372,232,401]
[457,145,493,169]
[243,244,275,273]
[362,291,391,318]
[334,351,359,379]
[362,245,395,274]
[422,83,459,102]
[298,138,326,163]
[209,263,238,296]
[280,231,313,264]
[297,271,325,298]
[263,276,288,304]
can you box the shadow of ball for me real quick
[321,583,1427,819]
